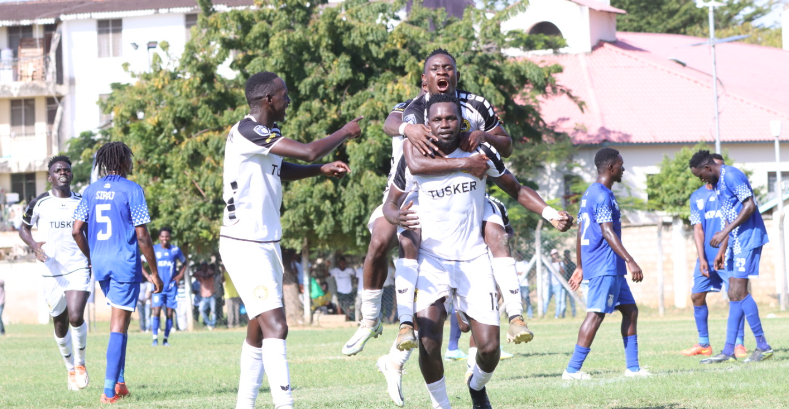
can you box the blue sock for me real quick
[152,317,160,338]
[448,310,460,351]
[118,333,127,384]
[566,344,591,373]
[736,315,745,346]
[623,335,640,372]
[165,318,173,338]
[741,295,770,350]
[723,299,744,356]
[103,332,124,397]
[693,305,709,346]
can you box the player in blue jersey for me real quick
[72,141,163,403]
[682,154,747,358]
[564,148,650,380]
[142,227,187,346]
[690,150,773,364]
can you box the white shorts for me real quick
[219,237,284,319]
[41,266,92,317]
[414,252,500,326]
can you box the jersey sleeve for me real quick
[592,192,614,224]
[460,92,501,132]
[725,167,753,203]
[129,184,151,227]
[236,118,285,155]
[392,156,412,192]
[477,143,506,177]
[176,247,186,263]
[402,98,424,127]
[391,99,413,114]
[22,193,46,226]
[689,191,702,225]
[73,191,90,222]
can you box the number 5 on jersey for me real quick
[96,204,112,240]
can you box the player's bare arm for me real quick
[693,223,709,277]
[269,117,363,163]
[403,139,488,178]
[490,170,573,231]
[403,122,444,157]
[600,222,643,283]
[381,185,419,230]
[710,197,756,248]
[279,161,351,181]
[136,225,163,294]
[19,223,47,262]
[173,250,189,284]
[713,234,729,270]
[459,127,512,158]
[71,219,91,265]
[383,110,404,137]
[568,223,584,291]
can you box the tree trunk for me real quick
[535,220,544,318]
[281,249,303,326]
[302,237,312,325]
[656,221,665,317]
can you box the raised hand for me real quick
[405,124,446,157]
[550,211,574,232]
[320,161,351,178]
[459,130,486,152]
[341,116,364,139]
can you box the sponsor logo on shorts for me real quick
[280,384,290,391]
[254,285,269,300]
[397,288,408,294]
[607,294,614,307]
[509,289,519,295]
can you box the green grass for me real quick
[1,312,788,408]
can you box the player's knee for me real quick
[368,232,392,256]
[399,234,420,260]
[690,293,706,305]
[483,224,509,254]
[476,339,500,359]
[68,311,84,327]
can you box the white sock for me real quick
[387,330,417,371]
[491,257,523,318]
[426,377,452,409]
[54,329,74,372]
[261,338,293,409]
[468,364,494,391]
[466,347,478,372]
[395,258,418,324]
[70,322,88,366]
[236,341,265,409]
[361,289,383,326]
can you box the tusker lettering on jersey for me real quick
[271,164,281,176]
[49,220,74,229]
[426,181,478,199]
[96,191,116,200]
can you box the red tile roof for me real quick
[532,32,789,145]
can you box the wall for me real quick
[501,0,592,53]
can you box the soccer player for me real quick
[682,154,747,358]
[689,150,773,363]
[72,141,163,403]
[19,155,92,391]
[219,71,362,409]
[142,227,186,346]
[564,147,651,380]
[383,94,572,408]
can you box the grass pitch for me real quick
[1,311,788,408]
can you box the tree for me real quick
[91,0,577,259]
[63,130,106,191]
[611,0,781,48]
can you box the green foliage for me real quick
[507,30,567,51]
[100,0,576,256]
[62,130,106,191]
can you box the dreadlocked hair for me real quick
[47,155,71,170]
[95,141,134,177]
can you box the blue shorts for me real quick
[586,275,635,314]
[152,287,177,309]
[692,259,723,293]
[727,246,762,279]
[99,278,141,312]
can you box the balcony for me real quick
[0,35,66,98]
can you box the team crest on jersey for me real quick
[696,199,705,210]
[460,118,470,132]
[156,252,161,258]
[104,183,111,188]
[254,285,269,300]
[253,125,270,137]
[607,294,614,307]
[404,114,417,125]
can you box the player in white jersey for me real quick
[383,94,573,409]
[219,71,362,409]
[19,155,92,391]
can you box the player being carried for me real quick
[689,150,773,364]
[564,148,651,380]
[141,227,187,346]
[19,155,92,391]
[72,142,164,403]
[383,94,572,408]
[219,71,362,409]
[681,153,747,358]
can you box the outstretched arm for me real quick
[403,140,489,178]
[270,117,363,163]
[280,161,351,181]
[600,222,643,283]
[492,171,573,231]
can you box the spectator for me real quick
[211,264,225,326]
[0,278,5,335]
[544,249,566,318]
[191,264,203,323]
[196,263,217,330]
[329,256,355,320]
[562,250,577,318]
[515,258,533,319]
[381,259,396,324]
[354,257,364,321]
[137,277,153,332]
[223,267,241,328]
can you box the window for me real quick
[185,14,198,41]
[47,97,58,135]
[767,171,789,199]
[11,173,37,203]
[10,98,36,137]
[97,19,122,58]
[7,25,34,58]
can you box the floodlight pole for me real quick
[700,1,722,154]
[773,120,786,311]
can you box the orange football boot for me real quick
[734,344,748,359]
[100,393,121,404]
[681,344,712,356]
[115,382,130,398]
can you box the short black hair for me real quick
[338,256,347,263]
[424,48,456,73]
[689,150,715,169]
[245,71,280,106]
[710,153,724,161]
[159,227,172,235]
[95,141,133,177]
[425,93,461,119]
[48,155,71,170]
[594,147,620,171]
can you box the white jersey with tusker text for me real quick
[392,143,506,261]
[23,191,90,276]
[220,115,285,243]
